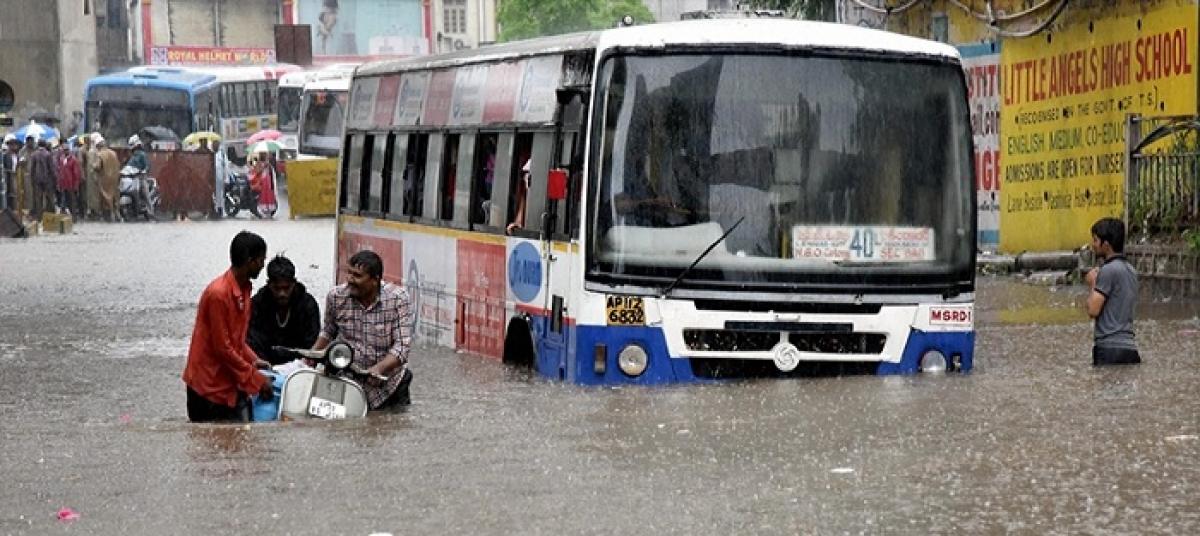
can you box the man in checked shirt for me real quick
[312,250,415,408]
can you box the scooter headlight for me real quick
[617,344,649,377]
[326,342,354,370]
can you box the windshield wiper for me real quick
[660,216,744,298]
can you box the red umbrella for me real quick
[247,129,283,144]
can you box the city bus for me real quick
[297,74,352,158]
[84,64,298,149]
[279,64,358,158]
[335,19,977,385]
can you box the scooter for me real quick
[252,342,387,421]
[117,165,160,222]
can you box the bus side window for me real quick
[522,131,555,233]
[506,132,534,234]
[219,86,230,117]
[386,133,409,220]
[470,133,499,228]
[439,134,460,221]
[406,133,429,218]
[241,83,252,116]
[370,132,394,214]
[263,82,275,114]
[339,133,356,211]
[452,132,476,226]
[343,134,366,212]
[558,94,588,238]
[488,132,516,229]
[421,134,446,220]
[359,134,376,212]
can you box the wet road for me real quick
[2,219,1200,535]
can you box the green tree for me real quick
[497,0,655,42]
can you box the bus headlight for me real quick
[617,344,648,377]
[920,350,947,373]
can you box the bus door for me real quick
[542,91,587,378]
[524,131,570,376]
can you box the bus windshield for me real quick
[588,53,973,291]
[84,86,191,146]
[278,85,302,133]
[299,89,347,157]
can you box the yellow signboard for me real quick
[999,4,1197,252]
[286,157,340,218]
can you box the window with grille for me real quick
[443,0,467,34]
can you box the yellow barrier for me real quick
[285,158,339,219]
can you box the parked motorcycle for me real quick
[117,165,160,222]
[223,170,260,218]
[254,342,386,420]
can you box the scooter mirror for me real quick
[326,342,354,370]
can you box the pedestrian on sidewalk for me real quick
[93,138,120,221]
[28,140,58,220]
[1,135,18,211]
[77,134,97,219]
[55,142,81,216]
[1085,217,1141,366]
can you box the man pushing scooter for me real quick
[183,231,274,422]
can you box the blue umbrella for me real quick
[11,121,60,142]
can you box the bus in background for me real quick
[85,64,298,150]
[279,64,359,159]
[84,68,217,147]
[337,19,976,385]
[297,74,352,158]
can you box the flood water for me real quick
[2,218,1199,535]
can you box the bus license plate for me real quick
[308,397,346,419]
[606,295,645,326]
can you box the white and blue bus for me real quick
[336,19,977,385]
[279,64,358,158]
[297,73,353,158]
[84,64,298,149]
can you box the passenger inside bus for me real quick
[505,158,530,235]
[440,136,459,220]
[474,135,497,224]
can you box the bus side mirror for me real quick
[547,168,568,201]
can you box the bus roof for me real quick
[303,75,353,92]
[129,64,301,82]
[357,19,958,77]
[85,67,219,93]
[279,64,360,88]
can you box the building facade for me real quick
[0,0,99,134]
[839,0,1199,253]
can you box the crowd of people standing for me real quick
[1,133,124,223]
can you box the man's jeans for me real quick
[186,387,252,422]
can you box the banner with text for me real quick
[149,46,276,66]
[961,43,1002,251]
[999,5,1197,252]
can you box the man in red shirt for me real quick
[183,231,274,422]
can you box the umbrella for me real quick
[249,140,283,154]
[247,129,283,144]
[12,121,59,142]
[183,131,222,147]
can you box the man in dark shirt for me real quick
[248,255,322,366]
[1085,217,1140,366]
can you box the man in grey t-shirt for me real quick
[1085,217,1140,366]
